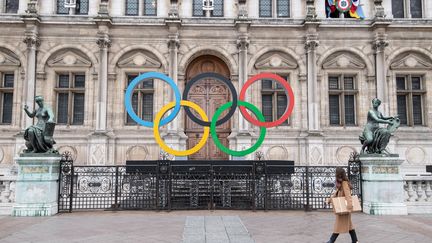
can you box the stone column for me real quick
[167,34,180,132]
[23,30,40,130]
[95,34,111,132]
[373,33,389,114]
[305,33,319,132]
[360,155,408,215]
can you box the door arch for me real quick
[185,55,231,160]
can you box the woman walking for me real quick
[326,167,359,243]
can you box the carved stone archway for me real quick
[185,55,231,160]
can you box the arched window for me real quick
[0,48,20,125]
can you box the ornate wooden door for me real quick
[185,56,231,160]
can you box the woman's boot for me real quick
[349,229,358,243]
[326,233,339,243]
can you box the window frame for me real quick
[54,72,86,126]
[260,73,290,126]
[0,71,14,125]
[260,0,291,18]
[124,72,155,126]
[396,74,426,126]
[56,0,89,15]
[327,74,358,127]
[392,0,424,18]
[5,0,19,14]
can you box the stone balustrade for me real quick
[0,166,17,215]
[404,175,432,214]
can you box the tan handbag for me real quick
[331,195,362,214]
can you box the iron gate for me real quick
[58,153,362,212]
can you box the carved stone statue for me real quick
[359,98,400,155]
[23,96,58,154]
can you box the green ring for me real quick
[210,101,266,157]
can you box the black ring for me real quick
[183,72,238,127]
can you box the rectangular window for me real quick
[143,0,157,16]
[76,0,89,15]
[396,75,426,126]
[392,0,405,18]
[277,0,290,17]
[125,74,154,125]
[57,0,69,14]
[55,73,86,125]
[410,0,422,18]
[193,0,205,16]
[260,75,289,126]
[0,73,14,124]
[5,0,19,13]
[212,0,224,17]
[328,75,358,126]
[259,0,272,17]
[126,0,139,15]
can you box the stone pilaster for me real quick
[305,33,320,132]
[373,33,389,114]
[305,0,318,22]
[95,35,111,132]
[22,22,40,131]
[373,0,386,19]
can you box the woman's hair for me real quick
[35,96,44,102]
[336,167,352,188]
[372,97,381,105]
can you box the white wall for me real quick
[316,0,326,18]
[111,0,125,16]
[383,0,394,18]
[225,0,236,18]
[291,0,304,18]
[18,0,29,14]
[88,0,99,16]
[158,0,169,18]
[248,0,259,18]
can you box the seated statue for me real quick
[23,96,58,154]
[359,98,400,155]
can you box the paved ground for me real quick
[0,210,431,243]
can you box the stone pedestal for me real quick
[360,155,408,215]
[12,155,61,217]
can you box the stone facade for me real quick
[0,0,431,171]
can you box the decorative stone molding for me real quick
[373,34,389,53]
[23,36,40,49]
[168,37,180,49]
[96,37,111,49]
[0,51,21,67]
[254,53,298,70]
[390,53,432,70]
[374,0,386,19]
[47,50,92,67]
[126,145,149,161]
[336,146,356,164]
[236,38,249,51]
[322,52,366,69]
[305,0,318,22]
[405,146,426,164]
[117,51,162,68]
[25,0,38,15]
[266,146,288,160]
[0,147,3,163]
[305,34,319,51]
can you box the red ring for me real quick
[239,73,295,128]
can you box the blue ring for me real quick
[125,72,181,127]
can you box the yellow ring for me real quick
[154,100,209,156]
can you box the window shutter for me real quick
[212,0,224,17]
[344,95,355,125]
[262,95,273,122]
[77,0,89,15]
[1,93,13,124]
[57,93,69,124]
[329,95,340,125]
[410,0,423,18]
[193,0,204,16]
[59,75,69,88]
[277,94,288,125]
[144,0,157,16]
[412,95,423,125]
[126,0,139,15]
[397,95,408,125]
[4,74,14,88]
[72,93,85,125]
[142,93,153,121]
[259,0,272,17]
[392,0,404,18]
[277,0,290,17]
[5,0,19,13]
[57,0,69,14]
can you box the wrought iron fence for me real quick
[58,153,362,212]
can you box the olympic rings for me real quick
[125,72,181,127]
[183,72,238,127]
[154,100,210,156]
[124,71,295,157]
[239,73,295,128]
[211,101,266,157]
